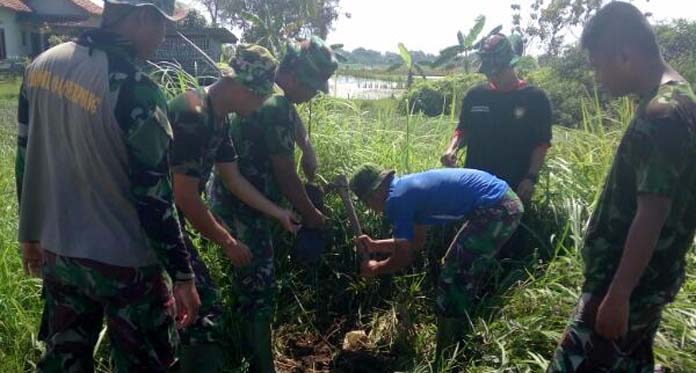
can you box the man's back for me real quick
[386,168,510,239]
[18,41,154,267]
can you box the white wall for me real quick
[0,8,30,59]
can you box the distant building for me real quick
[154,27,238,77]
[0,0,237,77]
[0,0,101,59]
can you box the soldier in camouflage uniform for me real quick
[168,45,299,372]
[209,36,338,372]
[547,3,696,372]
[15,1,201,372]
[349,164,523,370]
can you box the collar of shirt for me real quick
[489,79,528,92]
[78,29,138,63]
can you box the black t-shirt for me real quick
[457,84,552,190]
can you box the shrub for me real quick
[400,73,485,117]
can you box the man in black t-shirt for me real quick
[441,33,552,204]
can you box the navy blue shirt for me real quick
[385,168,509,240]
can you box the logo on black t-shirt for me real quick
[514,106,527,120]
[471,105,490,113]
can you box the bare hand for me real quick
[277,209,302,235]
[222,237,253,267]
[354,235,395,255]
[516,178,536,204]
[21,242,43,278]
[304,208,328,229]
[594,294,629,340]
[354,235,372,256]
[360,260,381,278]
[440,151,458,167]
[301,148,319,182]
[173,280,201,329]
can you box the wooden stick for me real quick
[333,175,368,263]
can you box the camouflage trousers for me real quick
[547,293,664,373]
[214,207,276,322]
[177,216,225,347]
[38,251,178,373]
[436,189,524,317]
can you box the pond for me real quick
[328,75,446,100]
[328,75,405,100]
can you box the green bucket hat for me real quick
[283,36,338,94]
[227,44,279,98]
[476,33,520,76]
[349,163,396,203]
[104,0,183,22]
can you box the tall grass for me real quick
[0,78,694,373]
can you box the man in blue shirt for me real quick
[349,164,524,367]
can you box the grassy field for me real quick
[0,87,694,372]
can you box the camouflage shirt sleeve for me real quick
[15,81,28,205]
[169,101,209,179]
[261,96,297,156]
[634,114,689,198]
[114,72,193,281]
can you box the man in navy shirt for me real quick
[349,164,524,367]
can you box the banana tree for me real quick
[386,43,428,88]
[432,15,487,72]
[240,7,287,57]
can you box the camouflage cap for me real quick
[228,44,279,98]
[476,33,520,76]
[349,163,395,203]
[284,36,338,94]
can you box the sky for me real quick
[93,0,695,54]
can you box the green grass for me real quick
[0,87,694,372]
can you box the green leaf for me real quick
[398,42,413,69]
[414,63,427,79]
[464,15,486,48]
[386,62,404,72]
[487,25,503,37]
[457,30,465,47]
[240,11,265,28]
[334,52,349,63]
[439,44,463,57]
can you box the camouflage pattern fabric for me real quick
[177,218,225,346]
[547,293,662,373]
[105,31,193,281]
[169,87,238,193]
[38,251,177,373]
[228,44,278,98]
[210,93,299,209]
[436,190,524,317]
[213,206,276,322]
[282,36,338,93]
[581,80,696,304]
[548,79,696,372]
[477,33,521,76]
[168,88,239,347]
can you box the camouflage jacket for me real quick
[582,79,696,303]
[16,30,192,280]
[210,93,299,214]
[169,87,238,193]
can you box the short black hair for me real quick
[581,1,660,57]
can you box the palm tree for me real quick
[432,16,489,72]
[386,43,428,88]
